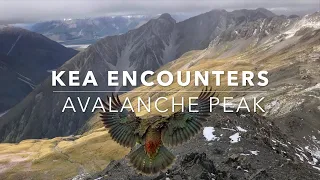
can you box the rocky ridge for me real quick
[78,107,320,180]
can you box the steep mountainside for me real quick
[0,27,78,112]
[0,9,315,143]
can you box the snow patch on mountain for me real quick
[7,34,22,56]
[249,150,259,155]
[230,133,241,143]
[203,127,220,141]
[284,14,320,39]
[0,110,9,117]
[17,78,35,89]
[236,126,247,132]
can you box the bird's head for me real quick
[148,115,168,129]
[127,110,136,119]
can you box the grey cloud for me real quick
[0,0,319,24]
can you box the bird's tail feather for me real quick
[128,145,175,174]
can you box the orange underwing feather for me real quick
[145,129,162,158]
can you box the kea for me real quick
[100,88,217,174]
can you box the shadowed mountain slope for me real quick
[0,27,77,113]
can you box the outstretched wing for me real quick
[100,94,140,148]
[161,87,217,147]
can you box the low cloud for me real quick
[0,0,319,24]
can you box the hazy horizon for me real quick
[0,0,319,25]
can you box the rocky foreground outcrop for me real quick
[74,106,320,180]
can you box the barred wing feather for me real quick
[100,94,140,148]
[162,88,216,147]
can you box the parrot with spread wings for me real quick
[100,88,216,174]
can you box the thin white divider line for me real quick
[52,90,267,93]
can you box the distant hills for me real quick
[27,14,193,46]
[0,27,77,113]
[29,15,153,45]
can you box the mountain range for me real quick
[0,8,279,142]
[27,14,193,46]
[30,15,153,45]
[1,8,319,143]
[0,8,319,179]
[0,27,77,114]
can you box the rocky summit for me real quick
[77,107,320,180]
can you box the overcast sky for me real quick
[0,0,319,24]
